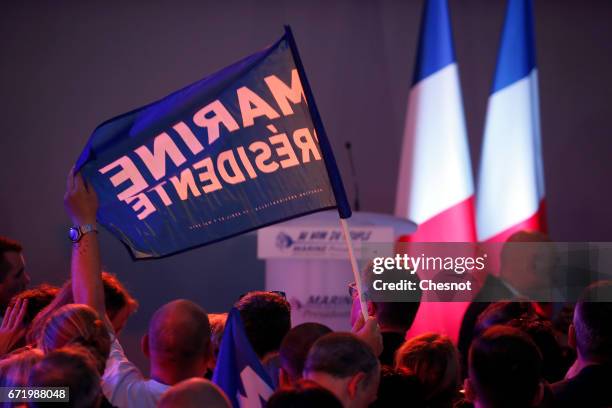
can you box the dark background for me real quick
[1,0,611,370]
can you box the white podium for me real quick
[258,211,416,331]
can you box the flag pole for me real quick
[284,25,367,320]
[340,218,369,319]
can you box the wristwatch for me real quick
[68,224,98,243]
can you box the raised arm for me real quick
[64,170,106,322]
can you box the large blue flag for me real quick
[76,26,350,259]
[212,308,275,407]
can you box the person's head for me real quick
[38,303,111,375]
[3,284,60,350]
[0,348,44,387]
[235,291,291,360]
[395,333,460,407]
[279,322,332,386]
[28,345,102,408]
[208,312,228,370]
[499,231,555,294]
[8,284,59,325]
[569,280,612,365]
[507,317,566,383]
[267,379,343,408]
[474,301,537,338]
[101,271,139,333]
[143,299,211,384]
[466,326,543,408]
[0,236,30,313]
[351,265,421,331]
[304,333,380,408]
[159,378,231,408]
[27,272,138,344]
[370,366,425,408]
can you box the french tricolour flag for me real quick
[477,0,546,243]
[395,0,476,242]
[395,0,475,343]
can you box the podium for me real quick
[257,211,416,331]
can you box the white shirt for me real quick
[102,338,169,408]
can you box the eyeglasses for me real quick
[238,290,287,301]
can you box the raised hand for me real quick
[352,313,383,357]
[0,298,28,356]
[64,167,98,226]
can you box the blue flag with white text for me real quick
[75,27,351,259]
[212,308,275,407]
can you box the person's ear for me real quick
[568,323,576,349]
[464,378,476,402]
[279,368,292,388]
[141,334,150,358]
[347,372,366,399]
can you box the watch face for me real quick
[69,227,80,242]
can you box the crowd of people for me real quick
[0,171,610,408]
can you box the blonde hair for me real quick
[38,304,110,374]
[0,348,44,387]
[395,333,460,406]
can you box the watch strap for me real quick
[79,224,97,235]
[70,224,98,243]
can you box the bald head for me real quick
[148,300,211,366]
[159,378,230,408]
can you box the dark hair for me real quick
[474,301,537,337]
[574,280,612,362]
[507,317,566,382]
[395,333,460,407]
[267,379,343,408]
[375,301,421,331]
[29,345,101,408]
[8,284,60,325]
[0,236,22,281]
[370,366,425,408]
[100,271,139,322]
[280,322,332,381]
[235,291,291,359]
[363,265,421,330]
[305,333,379,382]
[469,325,542,408]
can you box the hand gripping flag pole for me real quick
[284,26,368,320]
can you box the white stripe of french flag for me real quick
[395,0,476,343]
[477,0,547,245]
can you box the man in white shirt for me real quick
[64,171,213,408]
[101,299,212,408]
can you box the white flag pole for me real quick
[340,217,368,320]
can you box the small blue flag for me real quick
[75,26,351,259]
[212,308,275,407]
